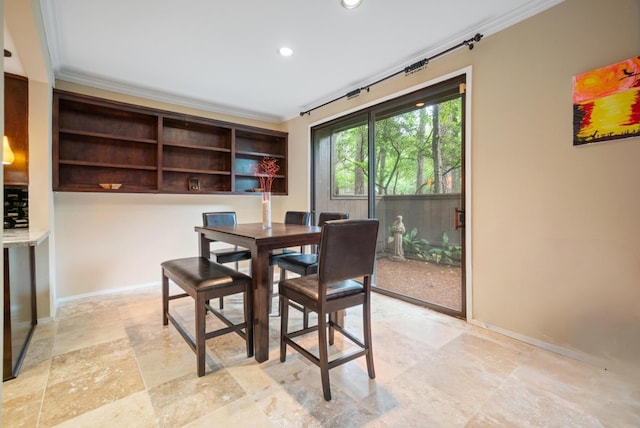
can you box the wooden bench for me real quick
[161,257,253,376]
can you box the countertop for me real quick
[3,229,49,248]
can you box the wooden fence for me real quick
[317,193,462,252]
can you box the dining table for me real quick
[195,222,321,362]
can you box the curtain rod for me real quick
[299,33,483,117]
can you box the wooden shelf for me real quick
[161,171,232,193]
[235,150,286,158]
[162,142,231,152]
[53,90,288,194]
[57,164,158,193]
[163,167,230,175]
[235,172,285,178]
[59,128,157,145]
[58,160,158,171]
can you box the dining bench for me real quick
[161,256,253,376]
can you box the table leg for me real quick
[198,233,211,258]
[252,246,271,362]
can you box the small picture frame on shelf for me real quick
[188,177,200,191]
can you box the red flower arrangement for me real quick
[253,157,279,198]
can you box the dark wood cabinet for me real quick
[234,129,287,193]
[160,117,233,193]
[4,73,29,186]
[53,90,288,194]
[54,95,159,193]
[3,246,37,381]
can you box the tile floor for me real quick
[2,284,639,427]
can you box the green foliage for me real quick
[332,97,462,197]
[388,226,461,265]
[333,125,368,195]
[426,232,462,265]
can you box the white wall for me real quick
[53,192,265,298]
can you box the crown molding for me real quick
[55,68,285,124]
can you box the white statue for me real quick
[390,215,406,261]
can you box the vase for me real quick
[262,191,272,229]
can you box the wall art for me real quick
[573,56,640,146]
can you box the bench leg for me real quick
[162,272,169,326]
[196,294,206,376]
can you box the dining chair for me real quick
[267,210,311,314]
[279,218,379,401]
[277,212,349,328]
[203,211,252,308]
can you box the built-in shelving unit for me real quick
[234,129,287,193]
[160,117,233,193]
[52,90,288,195]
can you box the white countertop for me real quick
[3,229,50,248]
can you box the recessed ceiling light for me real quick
[416,102,425,108]
[341,0,362,9]
[278,47,293,57]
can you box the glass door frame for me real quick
[310,70,471,320]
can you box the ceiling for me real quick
[31,0,563,123]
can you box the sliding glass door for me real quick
[312,75,466,318]
[312,114,370,220]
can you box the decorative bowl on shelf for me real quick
[99,183,122,190]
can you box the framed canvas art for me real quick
[573,56,640,146]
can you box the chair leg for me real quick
[318,310,332,401]
[280,296,289,362]
[363,298,375,380]
[327,312,334,345]
[195,294,207,377]
[162,273,169,326]
[269,266,279,316]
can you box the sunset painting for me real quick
[573,56,640,146]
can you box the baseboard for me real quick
[467,318,639,380]
[36,316,55,324]
[56,281,160,306]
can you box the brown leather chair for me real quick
[202,212,252,268]
[279,218,379,401]
[277,212,349,328]
[162,257,253,376]
[268,211,311,314]
[203,211,252,308]
[269,211,311,263]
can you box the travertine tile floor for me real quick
[2,284,639,427]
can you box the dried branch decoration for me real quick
[253,157,279,197]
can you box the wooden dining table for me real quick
[195,222,321,362]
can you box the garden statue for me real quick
[390,215,406,261]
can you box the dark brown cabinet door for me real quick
[4,73,29,186]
